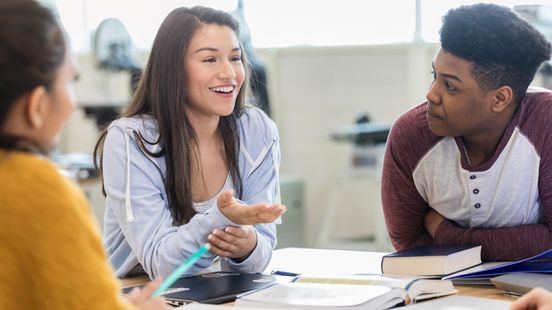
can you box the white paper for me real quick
[241,282,391,307]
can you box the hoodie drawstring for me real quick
[124,130,135,222]
[271,142,281,204]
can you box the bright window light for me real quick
[53,0,552,52]
[421,0,552,42]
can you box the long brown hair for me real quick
[0,0,65,153]
[94,6,248,225]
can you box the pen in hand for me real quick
[152,244,211,297]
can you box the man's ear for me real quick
[491,86,513,113]
[25,86,48,129]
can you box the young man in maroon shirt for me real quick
[382,3,552,261]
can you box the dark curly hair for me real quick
[440,3,551,103]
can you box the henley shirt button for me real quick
[474,203,481,209]
[470,175,476,180]
[473,188,479,194]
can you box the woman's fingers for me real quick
[223,226,249,237]
[207,226,257,259]
[244,203,286,223]
[126,277,163,306]
[208,231,238,253]
[219,199,286,225]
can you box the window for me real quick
[243,1,416,47]
[52,0,552,52]
[421,0,552,42]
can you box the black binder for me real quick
[123,271,276,306]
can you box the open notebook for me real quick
[234,274,456,309]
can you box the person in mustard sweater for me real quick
[0,0,168,309]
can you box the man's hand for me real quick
[216,189,286,225]
[424,209,445,238]
[208,225,257,261]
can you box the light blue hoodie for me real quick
[101,108,281,278]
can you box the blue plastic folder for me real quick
[443,248,552,280]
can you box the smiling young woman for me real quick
[94,6,286,279]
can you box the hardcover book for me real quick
[381,244,482,276]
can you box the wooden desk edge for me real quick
[120,275,150,288]
[456,284,518,301]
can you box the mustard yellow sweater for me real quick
[0,151,133,310]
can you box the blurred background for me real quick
[43,0,552,252]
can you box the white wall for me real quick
[60,53,132,153]
[257,43,439,247]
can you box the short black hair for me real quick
[440,3,551,103]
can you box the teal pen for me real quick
[153,244,210,297]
